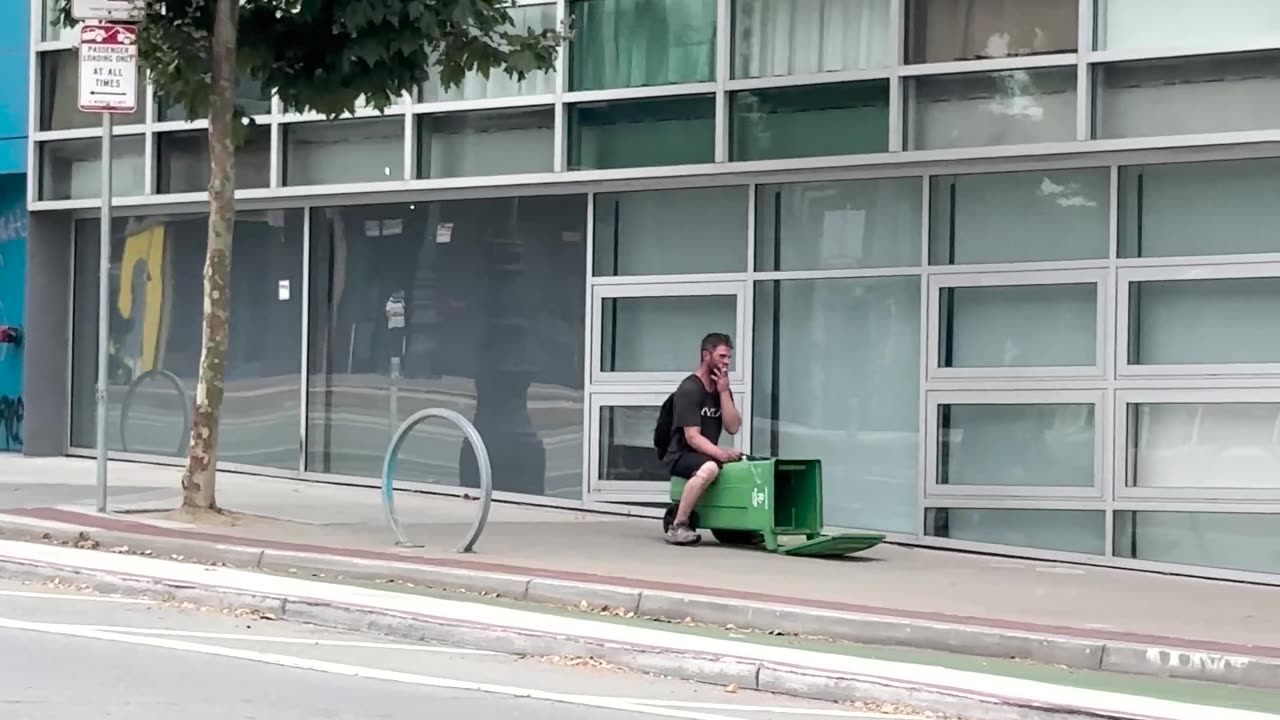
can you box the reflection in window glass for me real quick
[569,0,716,91]
[1098,0,1280,52]
[909,68,1077,150]
[732,0,893,79]
[41,50,145,131]
[157,127,271,194]
[939,404,1095,486]
[418,108,554,179]
[44,0,76,42]
[601,296,737,373]
[755,178,922,272]
[1116,511,1280,574]
[1129,278,1280,366]
[1095,52,1280,140]
[285,119,404,186]
[930,169,1110,265]
[942,284,1097,368]
[69,213,305,469]
[1129,403,1280,490]
[754,277,920,533]
[731,82,889,162]
[928,508,1105,554]
[40,137,147,201]
[907,0,1077,64]
[599,405,733,482]
[593,187,748,277]
[306,196,587,499]
[569,96,716,170]
[423,4,558,100]
[158,78,273,121]
[1119,159,1280,259]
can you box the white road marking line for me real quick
[601,701,917,719]
[0,617,749,720]
[73,625,499,654]
[0,589,155,604]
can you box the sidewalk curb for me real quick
[0,514,1276,692]
[0,553,1160,720]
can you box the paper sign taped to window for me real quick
[278,280,291,301]
[436,223,454,244]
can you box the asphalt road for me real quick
[0,579,915,720]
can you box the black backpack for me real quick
[653,393,675,460]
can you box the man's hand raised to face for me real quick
[712,365,730,394]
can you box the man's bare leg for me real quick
[668,461,719,545]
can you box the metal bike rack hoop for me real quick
[120,368,190,456]
[381,408,493,554]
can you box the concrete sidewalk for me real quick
[0,537,1276,720]
[2,455,1280,690]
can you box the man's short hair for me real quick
[700,332,733,354]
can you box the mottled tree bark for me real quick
[180,0,237,511]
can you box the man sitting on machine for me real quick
[654,332,742,545]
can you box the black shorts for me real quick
[667,452,720,480]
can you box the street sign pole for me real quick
[95,111,112,513]
[78,21,138,514]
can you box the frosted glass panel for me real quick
[1096,52,1280,140]
[928,508,1105,554]
[756,178,922,271]
[910,68,1077,150]
[286,119,403,186]
[733,0,893,79]
[754,277,920,533]
[930,169,1110,265]
[1130,403,1280,489]
[1099,0,1280,51]
[569,96,717,170]
[731,82,889,162]
[942,284,1097,368]
[1119,159,1280,259]
[418,109,554,179]
[940,404,1095,486]
[1130,278,1280,365]
[601,295,737,373]
[1116,511,1280,575]
[594,187,748,276]
[40,138,146,201]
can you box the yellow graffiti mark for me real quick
[116,225,166,373]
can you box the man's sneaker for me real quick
[665,523,701,546]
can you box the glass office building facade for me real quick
[24,0,1280,581]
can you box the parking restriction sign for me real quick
[78,23,139,113]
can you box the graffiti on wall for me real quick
[0,188,26,451]
[0,394,19,449]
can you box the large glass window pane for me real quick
[731,81,889,162]
[1120,159,1280,259]
[1129,403,1280,490]
[906,0,1077,64]
[598,405,735,482]
[754,277,920,533]
[940,403,1095,486]
[43,0,75,42]
[422,4,558,100]
[1098,0,1280,52]
[930,169,1110,265]
[157,127,271,194]
[927,508,1105,554]
[941,284,1097,368]
[569,96,716,170]
[570,0,716,91]
[306,196,587,499]
[69,213,305,468]
[285,118,403,186]
[157,78,272,122]
[40,137,146,201]
[732,0,893,79]
[41,50,145,131]
[1129,278,1280,366]
[1116,511,1280,575]
[417,109,554,179]
[756,178,922,272]
[909,68,1077,150]
[594,187,748,277]
[1096,52,1280,140]
[601,295,737,373]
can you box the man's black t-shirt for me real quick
[664,374,723,463]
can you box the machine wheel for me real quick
[711,529,764,546]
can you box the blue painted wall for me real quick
[0,0,28,450]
